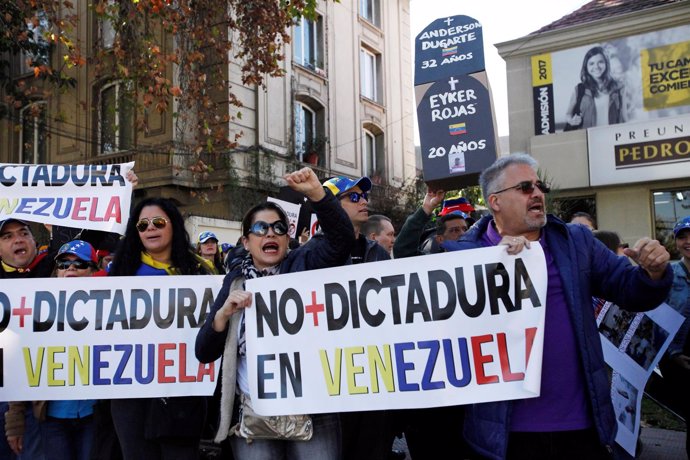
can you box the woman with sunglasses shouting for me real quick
[108,197,217,459]
[195,167,355,460]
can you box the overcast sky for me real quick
[409,0,591,137]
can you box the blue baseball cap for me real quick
[55,240,98,264]
[198,231,218,244]
[322,176,372,197]
[673,216,690,237]
[220,242,233,253]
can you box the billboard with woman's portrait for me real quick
[531,24,690,135]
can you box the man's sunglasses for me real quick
[248,220,288,237]
[56,260,92,270]
[492,180,550,195]
[341,191,369,203]
[136,216,168,233]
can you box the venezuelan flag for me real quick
[448,122,467,136]
[442,46,458,57]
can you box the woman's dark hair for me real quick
[109,197,197,276]
[593,230,622,254]
[241,202,288,237]
[580,46,615,97]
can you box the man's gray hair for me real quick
[479,153,539,202]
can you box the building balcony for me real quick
[86,147,233,189]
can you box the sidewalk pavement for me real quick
[639,427,687,460]
[392,428,687,459]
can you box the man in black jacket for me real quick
[322,176,394,460]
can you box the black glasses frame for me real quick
[247,220,288,237]
[136,216,168,233]
[56,260,92,270]
[492,180,551,195]
[342,191,369,203]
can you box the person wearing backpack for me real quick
[564,46,627,130]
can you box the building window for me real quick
[293,15,324,72]
[294,99,326,165]
[99,4,116,49]
[294,102,315,162]
[99,81,134,154]
[360,0,380,27]
[360,48,381,103]
[19,102,47,164]
[19,11,51,74]
[362,127,384,183]
[653,189,690,259]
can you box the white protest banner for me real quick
[0,275,225,401]
[309,213,319,238]
[267,197,301,239]
[596,300,683,456]
[0,162,135,234]
[245,244,548,416]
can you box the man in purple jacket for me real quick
[443,153,672,459]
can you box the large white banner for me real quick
[0,275,225,401]
[0,162,135,234]
[246,245,548,416]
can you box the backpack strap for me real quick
[574,83,585,115]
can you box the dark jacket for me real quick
[393,207,432,259]
[0,250,54,279]
[358,235,390,263]
[576,82,625,128]
[195,190,355,363]
[443,214,672,459]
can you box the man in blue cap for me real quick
[660,215,690,457]
[322,176,389,265]
[322,175,395,460]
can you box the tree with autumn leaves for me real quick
[1,0,325,154]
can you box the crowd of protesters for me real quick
[1,157,687,460]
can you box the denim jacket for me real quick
[665,261,690,356]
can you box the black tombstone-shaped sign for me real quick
[416,74,497,190]
[415,15,485,86]
[415,14,497,190]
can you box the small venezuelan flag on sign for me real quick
[449,122,467,136]
[442,46,457,57]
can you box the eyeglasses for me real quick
[342,191,369,203]
[136,216,168,233]
[247,220,288,237]
[56,260,92,270]
[447,225,468,234]
[492,180,550,195]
